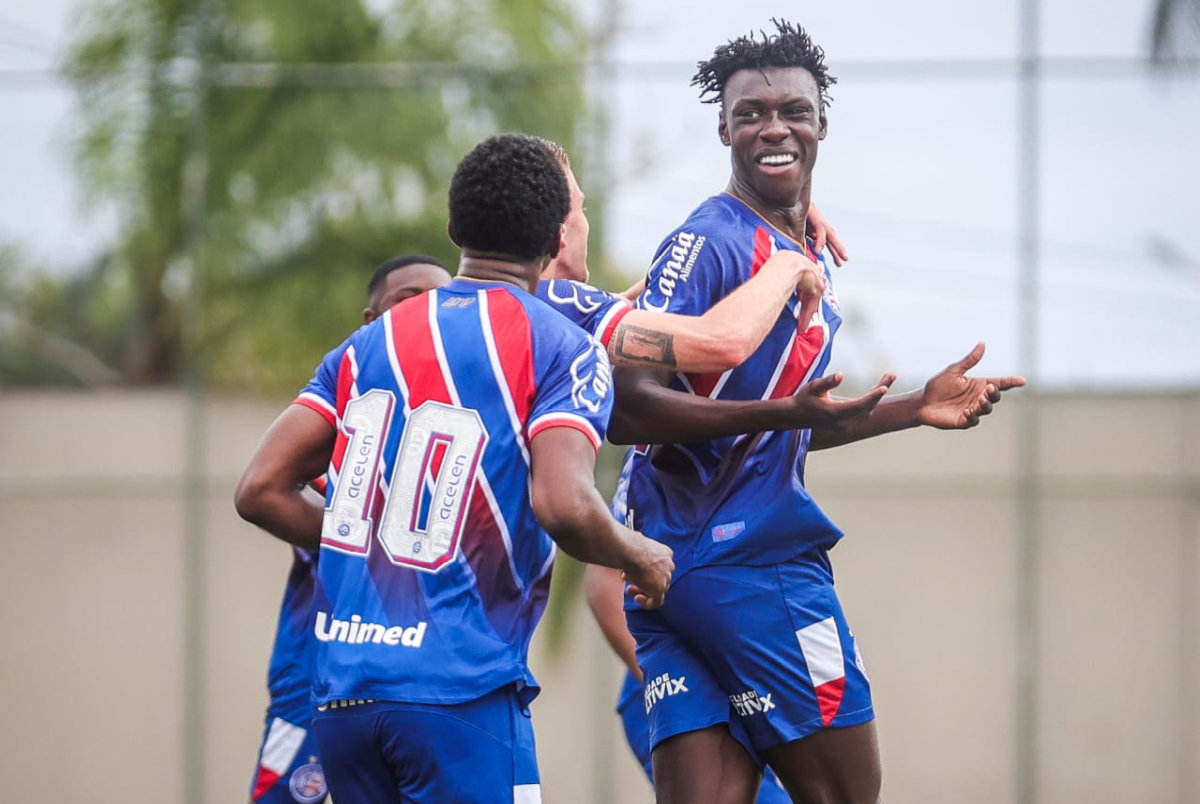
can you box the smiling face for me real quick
[719,65,827,216]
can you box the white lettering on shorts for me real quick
[643,671,689,713]
[729,689,777,717]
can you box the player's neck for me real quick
[724,182,810,245]
[457,252,546,293]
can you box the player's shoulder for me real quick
[497,284,597,344]
[673,194,753,236]
[536,277,618,303]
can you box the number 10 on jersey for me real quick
[323,391,489,572]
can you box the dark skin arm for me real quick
[529,427,674,609]
[234,404,334,551]
[607,368,896,446]
[808,342,1027,449]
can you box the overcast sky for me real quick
[3,0,1198,389]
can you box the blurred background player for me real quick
[234,133,673,804]
[246,254,451,804]
[619,20,1026,804]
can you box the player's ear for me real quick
[818,110,828,141]
[447,220,460,246]
[546,224,563,259]
[363,306,378,324]
[718,109,731,146]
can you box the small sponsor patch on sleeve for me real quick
[711,521,746,542]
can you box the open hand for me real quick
[919,342,1027,429]
[788,371,896,433]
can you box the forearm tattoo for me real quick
[611,324,678,368]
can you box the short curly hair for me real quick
[448,134,570,261]
[692,18,836,109]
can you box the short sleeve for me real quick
[536,279,633,347]
[527,330,614,452]
[293,340,351,427]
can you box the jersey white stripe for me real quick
[760,334,793,400]
[528,411,603,451]
[796,617,845,687]
[478,289,531,467]
[594,300,630,343]
[346,342,362,402]
[297,391,336,418]
[427,293,525,592]
[708,368,734,399]
[514,783,543,804]
[259,717,306,776]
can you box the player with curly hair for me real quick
[617,20,1025,804]
[246,254,451,804]
[236,133,674,804]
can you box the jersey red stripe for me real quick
[750,225,773,276]
[481,289,536,426]
[769,324,826,399]
[388,294,453,408]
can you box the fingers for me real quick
[625,583,666,610]
[826,227,848,267]
[875,372,897,390]
[797,293,820,331]
[812,225,827,257]
[803,372,844,395]
[990,375,1027,391]
[950,341,986,374]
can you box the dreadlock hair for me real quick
[691,18,836,109]
[366,254,448,299]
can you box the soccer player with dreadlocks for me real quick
[617,20,1025,804]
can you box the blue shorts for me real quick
[616,671,791,803]
[250,715,327,804]
[627,552,874,759]
[310,686,541,804]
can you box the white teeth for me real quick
[758,154,796,166]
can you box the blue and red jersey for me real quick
[535,278,632,346]
[625,193,845,582]
[293,278,614,707]
[262,547,318,724]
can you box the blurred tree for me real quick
[26,0,594,391]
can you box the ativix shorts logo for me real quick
[643,671,689,713]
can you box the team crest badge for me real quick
[289,760,327,803]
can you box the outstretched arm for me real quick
[607,367,895,445]
[607,250,823,373]
[808,342,1027,450]
[234,404,335,551]
[529,427,674,609]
